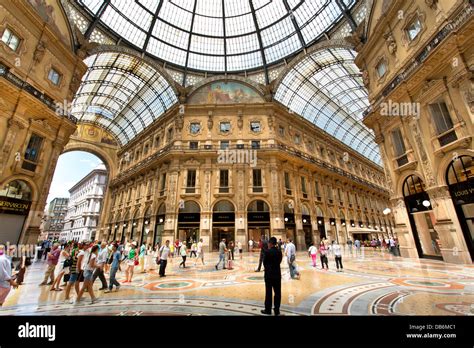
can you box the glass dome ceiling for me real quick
[76,0,355,73]
[275,47,381,164]
[71,51,178,145]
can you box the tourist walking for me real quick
[319,241,329,270]
[0,245,18,306]
[333,241,343,272]
[215,238,227,270]
[354,239,361,256]
[238,241,243,260]
[261,237,282,316]
[124,243,138,283]
[92,242,108,290]
[76,245,99,304]
[285,239,299,279]
[104,244,121,293]
[40,242,60,286]
[229,241,235,260]
[64,243,83,303]
[248,239,253,252]
[190,241,197,258]
[255,236,268,272]
[194,238,205,266]
[139,243,146,273]
[179,242,187,268]
[347,239,353,256]
[158,240,171,277]
[308,242,318,267]
[50,243,71,291]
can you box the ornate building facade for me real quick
[357,0,473,264]
[102,80,392,252]
[0,0,86,244]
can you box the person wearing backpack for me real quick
[76,245,99,304]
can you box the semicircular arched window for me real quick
[0,180,32,201]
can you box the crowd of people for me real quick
[0,234,400,310]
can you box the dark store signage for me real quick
[404,192,432,213]
[248,212,270,222]
[178,213,200,223]
[0,197,31,215]
[213,212,235,222]
[449,181,474,204]
[284,213,295,224]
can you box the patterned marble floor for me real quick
[1,249,473,316]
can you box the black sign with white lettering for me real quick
[0,196,31,215]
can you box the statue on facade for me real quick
[383,32,397,55]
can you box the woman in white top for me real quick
[249,239,254,252]
[76,244,99,304]
[308,243,318,268]
[50,244,71,291]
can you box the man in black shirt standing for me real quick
[261,237,282,316]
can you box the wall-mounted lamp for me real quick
[422,200,431,207]
[133,222,137,226]
[342,222,346,226]
[284,217,289,222]
[145,220,149,225]
[302,219,307,223]
[383,208,391,215]
[159,218,164,223]
[123,223,127,227]
[318,220,322,225]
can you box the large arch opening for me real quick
[47,151,108,243]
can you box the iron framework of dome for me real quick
[74,0,356,75]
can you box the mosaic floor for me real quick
[1,249,473,316]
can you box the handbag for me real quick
[134,259,139,266]
[63,257,73,268]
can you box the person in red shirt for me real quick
[39,242,61,286]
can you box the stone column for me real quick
[0,118,25,177]
[391,198,419,258]
[164,167,179,244]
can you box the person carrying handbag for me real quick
[124,243,138,283]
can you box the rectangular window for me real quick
[284,172,292,195]
[279,126,285,136]
[236,143,244,149]
[167,128,174,142]
[252,169,263,192]
[251,140,260,149]
[327,185,333,201]
[220,140,230,149]
[294,134,301,144]
[219,169,229,193]
[186,170,196,193]
[301,177,307,198]
[22,133,44,172]
[315,181,321,198]
[1,28,20,51]
[48,68,61,85]
[391,128,406,157]
[189,141,198,149]
[160,173,166,195]
[429,101,454,135]
[376,61,387,78]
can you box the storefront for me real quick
[177,201,200,248]
[316,206,326,239]
[403,175,442,260]
[247,200,270,249]
[446,155,474,260]
[212,200,235,251]
[0,180,32,245]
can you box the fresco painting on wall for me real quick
[189,81,264,104]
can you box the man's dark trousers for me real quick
[159,259,167,276]
[264,277,281,313]
[93,267,108,288]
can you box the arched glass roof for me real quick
[275,47,381,164]
[76,0,355,73]
[71,51,178,145]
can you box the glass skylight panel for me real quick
[147,39,186,67]
[79,0,104,15]
[152,20,189,49]
[195,0,222,16]
[224,0,251,16]
[255,0,287,29]
[227,51,262,71]
[261,15,296,46]
[225,14,255,36]
[226,34,260,54]
[193,15,223,36]
[137,0,159,13]
[190,35,224,55]
[187,52,225,71]
[159,1,193,31]
[264,34,300,64]
[101,5,147,47]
